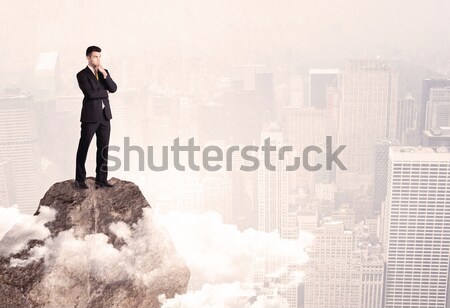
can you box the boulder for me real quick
[0,177,190,308]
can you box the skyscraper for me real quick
[425,87,450,130]
[257,122,289,235]
[383,146,450,308]
[419,78,450,137]
[361,259,384,308]
[255,123,298,307]
[304,221,361,308]
[373,139,396,213]
[0,92,42,213]
[337,59,398,187]
[397,94,417,145]
[283,106,326,193]
[309,69,340,109]
[0,159,15,208]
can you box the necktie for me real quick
[94,69,104,109]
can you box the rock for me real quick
[0,177,190,308]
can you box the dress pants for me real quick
[75,108,111,183]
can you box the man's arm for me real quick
[77,71,108,99]
[101,69,118,93]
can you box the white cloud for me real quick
[158,282,290,308]
[157,210,313,289]
[0,206,313,307]
[0,205,56,257]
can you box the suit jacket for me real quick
[76,66,118,122]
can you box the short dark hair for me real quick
[86,46,101,56]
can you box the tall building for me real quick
[202,164,233,224]
[397,94,417,145]
[383,146,450,308]
[230,142,258,230]
[325,86,340,141]
[0,92,42,213]
[256,123,298,307]
[419,78,450,137]
[0,159,15,208]
[373,139,396,213]
[309,69,340,109]
[304,218,384,308]
[337,59,398,186]
[255,71,274,116]
[304,221,361,308]
[361,259,384,308]
[283,106,326,192]
[313,144,334,188]
[257,122,289,235]
[425,87,450,130]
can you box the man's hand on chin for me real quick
[97,64,108,78]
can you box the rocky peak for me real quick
[0,177,190,308]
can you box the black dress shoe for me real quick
[75,180,88,189]
[95,180,113,188]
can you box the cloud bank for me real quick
[0,206,313,306]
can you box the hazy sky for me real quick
[1,0,450,69]
[1,2,449,306]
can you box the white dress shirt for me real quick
[87,64,105,109]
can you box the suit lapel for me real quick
[85,66,99,88]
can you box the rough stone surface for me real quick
[0,177,190,308]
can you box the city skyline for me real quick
[1,1,450,307]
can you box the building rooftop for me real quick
[389,146,450,161]
[424,126,450,136]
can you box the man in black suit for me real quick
[75,45,117,189]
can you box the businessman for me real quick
[75,45,117,189]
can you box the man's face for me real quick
[87,51,101,67]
